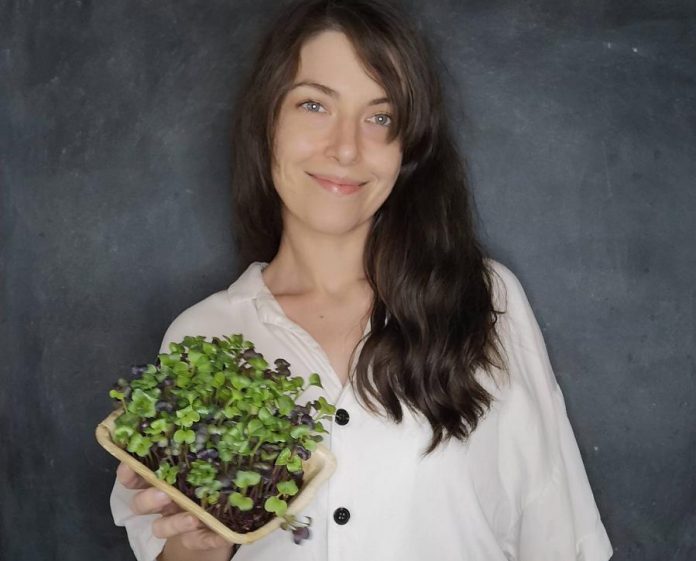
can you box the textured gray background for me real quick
[1,1,695,559]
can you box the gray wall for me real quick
[1,1,694,559]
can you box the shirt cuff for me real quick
[110,478,166,561]
[576,518,613,561]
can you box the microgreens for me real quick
[110,334,335,543]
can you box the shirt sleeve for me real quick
[110,480,166,561]
[513,385,613,561]
[491,261,613,561]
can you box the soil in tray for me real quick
[141,454,306,533]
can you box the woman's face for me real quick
[271,30,403,238]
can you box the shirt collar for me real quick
[226,261,269,303]
[227,261,372,338]
[226,261,296,325]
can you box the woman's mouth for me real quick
[308,173,365,195]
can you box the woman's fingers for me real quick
[145,500,231,550]
[151,511,201,539]
[130,487,175,515]
[115,463,231,551]
[160,501,184,516]
[116,462,149,490]
[179,528,232,550]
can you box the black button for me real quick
[335,408,350,425]
[333,507,350,525]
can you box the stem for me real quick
[251,438,263,457]
[183,444,190,468]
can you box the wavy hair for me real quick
[230,0,504,456]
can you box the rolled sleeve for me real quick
[110,478,166,561]
[513,388,613,561]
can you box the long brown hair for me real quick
[230,0,504,456]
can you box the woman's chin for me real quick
[288,215,371,238]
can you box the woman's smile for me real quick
[307,172,367,195]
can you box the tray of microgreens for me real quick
[96,334,337,545]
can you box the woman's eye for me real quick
[370,113,393,128]
[298,100,392,128]
[299,100,326,113]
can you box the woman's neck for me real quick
[262,220,371,298]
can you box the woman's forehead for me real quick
[294,30,391,102]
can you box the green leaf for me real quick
[173,361,189,376]
[247,418,264,437]
[286,454,302,473]
[233,470,261,489]
[196,362,213,375]
[159,353,175,367]
[113,424,135,445]
[276,479,298,496]
[231,373,251,390]
[187,461,218,486]
[276,395,294,416]
[173,428,195,444]
[308,373,323,388]
[218,447,234,462]
[127,388,158,418]
[290,425,310,439]
[291,376,304,390]
[149,418,171,434]
[258,406,273,424]
[196,487,221,504]
[264,496,288,516]
[315,396,336,415]
[155,462,180,485]
[175,375,191,388]
[115,412,139,428]
[260,449,279,462]
[175,406,200,428]
[213,371,226,388]
[237,440,252,455]
[187,350,204,365]
[127,434,153,457]
[229,492,254,511]
[247,356,269,371]
[223,404,240,419]
[275,447,291,466]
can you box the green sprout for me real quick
[109,334,335,541]
[155,461,179,485]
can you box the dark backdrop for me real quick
[1,1,694,560]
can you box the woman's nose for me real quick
[325,115,360,164]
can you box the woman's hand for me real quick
[116,462,234,553]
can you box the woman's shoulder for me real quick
[484,258,547,354]
[482,258,560,407]
[157,262,266,353]
[485,258,528,315]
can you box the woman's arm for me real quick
[114,462,240,561]
[157,537,238,561]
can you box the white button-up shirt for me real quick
[110,260,613,561]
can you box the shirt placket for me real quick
[255,293,369,561]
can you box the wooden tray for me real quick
[96,409,336,544]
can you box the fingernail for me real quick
[154,491,170,504]
[185,516,198,529]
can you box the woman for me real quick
[110,1,613,560]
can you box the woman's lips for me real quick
[308,173,365,195]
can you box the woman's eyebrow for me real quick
[290,80,390,106]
